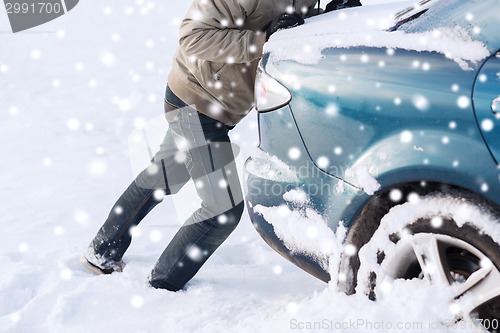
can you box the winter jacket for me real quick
[168,0,318,126]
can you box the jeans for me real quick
[89,86,244,291]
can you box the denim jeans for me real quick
[89,86,244,291]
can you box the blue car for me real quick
[244,0,499,328]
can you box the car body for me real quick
[244,0,500,328]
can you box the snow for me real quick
[266,1,490,70]
[357,194,500,291]
[492,95,500,112]
[254,189,342,271]
[345,165,381,195]
[0,1,495,332]
[246,147,299,182]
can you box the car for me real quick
[244,0,500,330]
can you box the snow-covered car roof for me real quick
[265,0,498,70]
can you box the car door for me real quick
[473,51,500,164]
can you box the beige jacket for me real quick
[168,0,318,125]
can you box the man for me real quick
[80,0,320,292]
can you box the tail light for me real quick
[254,64,292,112]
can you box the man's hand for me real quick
[263,12,305,41]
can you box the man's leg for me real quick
[148,111,244,291]
[83,127,191,272]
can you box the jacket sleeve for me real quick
[178,0,267,64]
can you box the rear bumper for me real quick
[244,146,363,282]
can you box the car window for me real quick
[391,0,500,52]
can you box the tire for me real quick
[355,193,500,332]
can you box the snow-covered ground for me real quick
[0,1,485,332]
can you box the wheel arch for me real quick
[337,180,500,295]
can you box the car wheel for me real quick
[356,193,500,331]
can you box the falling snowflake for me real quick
[186,245,204,262]
[52,79,61,88]
[149,230,162,242]
[400,130,413,143]
[481,119,494,132]
[74,209,90,225]
[407,192,421,204]
[344,244,357,257]
[218,179,228,188]
[457,96,469,109]
[389,189,403,202]
[67,118,80,131]
[18,242,29,253]
[114,205,124,215]
[325,104,339,117]
[153,189,165,201]
[316,156,329,169]
[218,214,228,224]
[89,158,107,175]
[431,216,443,228]
[60,268,72,281]
[412,95,430,111]
[288,147,301,160]
[31,49,41,60]
[100,51,116,67]
[129,226,142,237]
[9,106,19,116]
[130,296,144,308]
[286,302,300,314]
[43,157,53,166]
[54,225,64,235]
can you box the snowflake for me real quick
[54,225,64,235]
[129,226,142,238]
[43,157,53,166]
[89,159,107,175]
[344,244,357,257]
[153,189,165,201]
[130,296,144,308]
[316,156,329,169]
[103,6,112,15]
[400,130,413,143]
[273,265,283,275]
[288,147,301,160]
[456,96,469,109]
[186,245,204,262]
[412,94,430,111]
[100,51,116,67]
[9,106,19,116]
[60,268,72,281]
[31,49,41,60]
[431,216,443,228]
[481,119,494,132]
[407,192,421,204]
[389,189,403,202]
[150,230,162,242]
[52,79,61,88]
